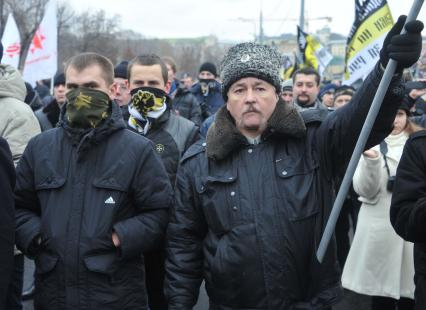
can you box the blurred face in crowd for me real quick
[227,77,278,138]
[334,94,352,109]
[54,83,66,106]
[128,64,170,93]
[166,63,175,82]
[280,90,293,104]
[322,91,334,107]
[392,109,408,135]
[65,64,116,98]
[113,77,131,106]
[181,76,193,89]
[199,71,215,80]
[293,74,320,106]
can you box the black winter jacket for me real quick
[0,138,15,309]
[15,102,173,310]
[34,99,61,131]
[172,87,202,126]
[391,130,426,310]
[165,64,405,310]
[138,109,199,186]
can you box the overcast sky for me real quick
[63,0,425,42]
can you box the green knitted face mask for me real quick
[65,87,111,128]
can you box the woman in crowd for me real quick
[342,102,423,310]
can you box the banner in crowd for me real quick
[23,0,57,86]
[343,0,394,85]
[281,53,301,80]
[297,26,333,77]
[1,13,21,68]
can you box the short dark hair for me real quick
[162,56,177,74]
[293,67,321,86]
[128,54,168,84]
[65,52,114,85]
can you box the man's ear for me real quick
[109,82,118,100]
[165,79,172,94]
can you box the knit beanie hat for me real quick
[199,62,217,77]
[220,42,282,101]
[53,72,65,87]
[281,79,293,92]
[114,61,129,79]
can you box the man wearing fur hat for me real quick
[166,17,424,309]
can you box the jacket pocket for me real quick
[275,157,319,221]
[35,252,59,275]
[92,178,128,213]
[83,252,118,276]
[35,175,65,191]
[195,174,240,234]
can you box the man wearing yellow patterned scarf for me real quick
[127,54,199,310]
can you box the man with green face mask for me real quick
[14,52,173,309]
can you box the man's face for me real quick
[227,77,278,138]
[54,84,66,105]
[113,77,131,106]
[127,64,170,93]
[280,90,293,104]
[293,74,320,106]
[65,64,116,99]
[321,92,334,107]
[334,94,352,109]
[181,77,193,89]
[199,71,215,80]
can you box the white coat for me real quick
[342,131,415,299]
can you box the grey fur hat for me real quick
[220,42,282,100]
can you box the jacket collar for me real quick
[206,99,306,160]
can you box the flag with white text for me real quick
[343,0,394,85]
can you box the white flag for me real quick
[1,13,21,68]
[23,0,57,86]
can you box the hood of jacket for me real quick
[0,64,26,102]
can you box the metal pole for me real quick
[299,0,305,32]
[316,0,425,263]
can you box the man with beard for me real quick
[15,52,173,309]
[292,67,325,111]
[165,16,423,309]
[126,54,198,310]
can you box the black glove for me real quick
[380,15,424,73]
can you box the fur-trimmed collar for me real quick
[206,99,306,160]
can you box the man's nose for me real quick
[245,88,256,102]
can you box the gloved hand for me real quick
[380,15,424,73]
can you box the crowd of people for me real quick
[1,15,426,310]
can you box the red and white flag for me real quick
[1,13,21,68]
[23,1,57,86]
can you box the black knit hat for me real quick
[114,61,129,79]
[0,42,3,63]
[220,42,282,101]
[199,62,217,77]
[53,72,65,87]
